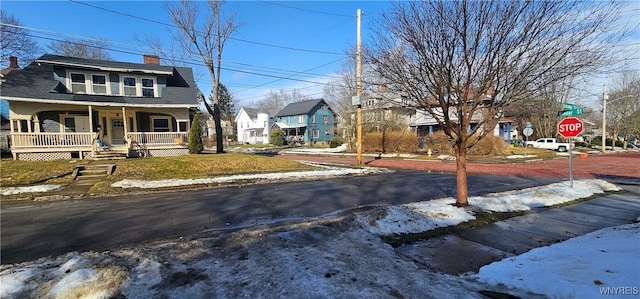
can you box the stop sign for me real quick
[557,117,584,138]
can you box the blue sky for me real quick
[2,0,639,111]
[1,0,391,108]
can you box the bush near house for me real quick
[362,131,418,153]
[329,136,343,148]
[270,130,285,146]
[420,132,504,156]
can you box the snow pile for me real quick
[473,222,640,298]
[1,184,61,196]
[111,162,391,189]
[358,179,620,236]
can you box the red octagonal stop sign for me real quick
[558,117,584,138]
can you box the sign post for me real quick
[523,123,533,158]
[557,117,584,187]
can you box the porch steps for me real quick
[74,164,115,180]
[93,151,128,160]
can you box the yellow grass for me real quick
[0,153,317,188]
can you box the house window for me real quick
[92,75,107,94]
[63,117,76,132]
[142,78,154,97]
[311,115,316,123]
[312,129,320,139]
[151,116,171,132]
[70,73,86,93]
[323,115,329,124]
[298,115,304,123]
[123,77,137,96]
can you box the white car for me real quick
[525,138,573,152]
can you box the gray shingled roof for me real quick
[0,54,199,106]
[36,54,175,74]
[275,99,327,117]
[242,107,260,118]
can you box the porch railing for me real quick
[10,132,94,148]
[127,132,189,145]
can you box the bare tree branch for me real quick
[1,11,40,67]
[366,0,626,206]
[164,0,241,153]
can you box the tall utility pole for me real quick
[356,8,363,165]
[602,84,608,153]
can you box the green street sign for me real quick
[562,103,577,110]
[525,122,533,128]
[558,108,584,117]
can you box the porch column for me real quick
[89,105,94,158]
[33,115,41,133]
[122,107,128,141]
[88,105,94,133]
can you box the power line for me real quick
[4,23,347,83]
[257,0,354,18]
[21,32,347,88]
[234,58,347,94]
[68,0,345,55]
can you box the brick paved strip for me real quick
[277,152,640,180]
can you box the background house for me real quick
[1,54,199,160]
[272,99,335,145]
[235,107,277,144]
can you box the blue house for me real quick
[272,99,335,145]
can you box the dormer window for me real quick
[70,73,86,93]
[123,77,137,96]
[142,78,154,97]
[92,75,107,94]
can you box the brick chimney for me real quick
[143,54,160,65]
[1,56,20,75]
[9,56,19,68]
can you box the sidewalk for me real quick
[397,184,640,276]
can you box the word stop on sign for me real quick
[558,122,582,132]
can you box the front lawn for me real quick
[0,153,318,189]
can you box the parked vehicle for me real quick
[525,138,573,152]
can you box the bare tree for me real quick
[47,38,111,60]
[366,0,624,206]
[166,0,240,153]
[324,61,357,147]
[253,89,309,111]
[607,71,640,148]
[1,11,40,67]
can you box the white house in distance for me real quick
[235,107,277,144]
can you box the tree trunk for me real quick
[213,103,224,153]
[455,143,469,207]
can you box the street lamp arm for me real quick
[607,94,634,104]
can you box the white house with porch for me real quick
[235,107,277,144]
[0,54,199,160]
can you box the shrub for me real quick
[422,132,455,155]
[188,114,204,154]
[329,136,343,148]
[362,131,418,153]
[420,132,504,156]
[467,135,505,156]
[270,129,285,146]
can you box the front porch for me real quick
[9,131,189,161]
[7,101,195,161]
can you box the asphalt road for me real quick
[1,171,558,264]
